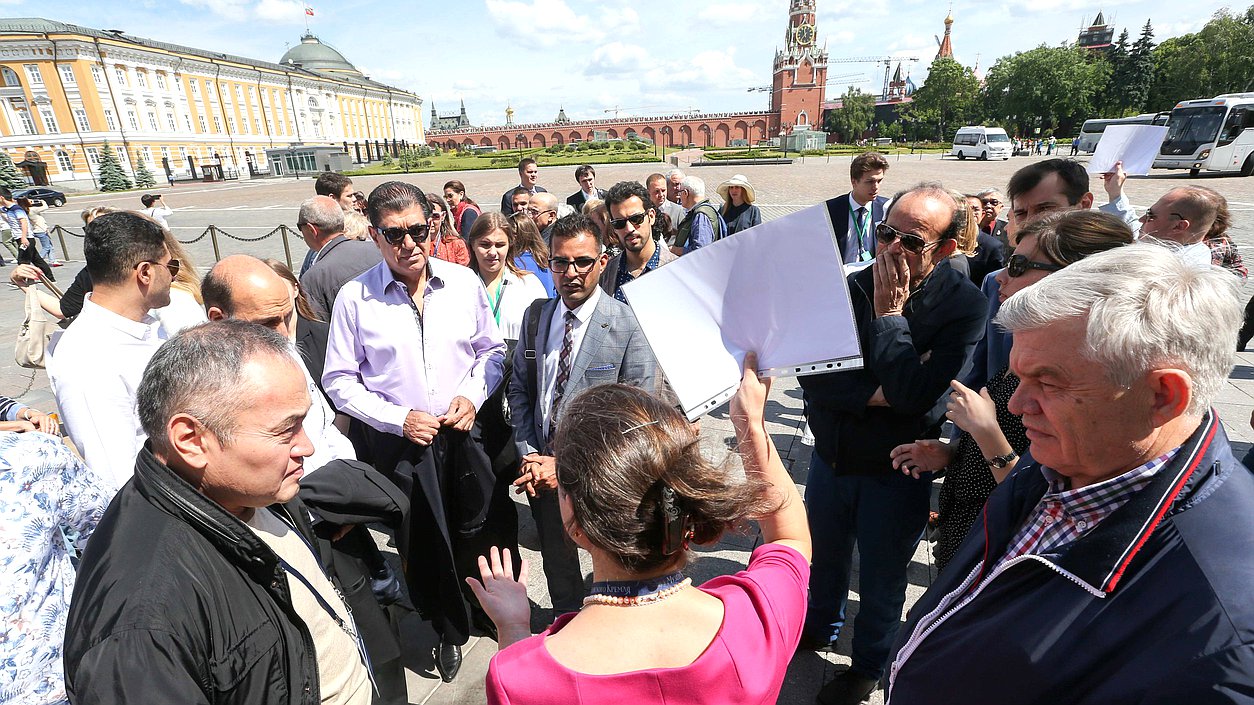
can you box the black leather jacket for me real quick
[65,448,325,705]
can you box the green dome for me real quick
[280,33,362,76]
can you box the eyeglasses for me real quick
[875,222,942,255]
[981,198,1001,206]
[429,210,444,219]
[609,212,649,230]
[549,256,600,274]
[1006,253,1064,278]
[525,206,556,217]
[137,258,181,277]
[373,223,431,246]
[1139,210,1185,223]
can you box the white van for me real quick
[951,126,1012,160]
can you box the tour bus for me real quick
[1074,112,1170,153]
[951,126,1012,160]
[1154,93,1254,176]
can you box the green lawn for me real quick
[346,145,674,176]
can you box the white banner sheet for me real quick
[621,203,863,421]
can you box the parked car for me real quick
[951,126,1012,161]
[13,187,66,207]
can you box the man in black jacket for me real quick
[800,184,986,705]
[65,321,374,705]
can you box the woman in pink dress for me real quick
[468,354,811,704]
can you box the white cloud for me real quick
[700,2,774,28]
[485,0,607,46]
[587,42,650,76]
[177,0,308,23]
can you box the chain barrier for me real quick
[179,229,211,245]
[217,226,281,243]
[48,223,296,270]
[52,224,84,239]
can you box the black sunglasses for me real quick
[875,222,941,255]
[549,256,600,274]
[609,212,649,230]
[373,223,431,246]
[1006,253,1064,278]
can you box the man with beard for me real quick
[599,180,677,302]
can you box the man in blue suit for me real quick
[507,213,658,613]
[824,152,890,265]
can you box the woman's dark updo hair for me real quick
[553,384,777,574]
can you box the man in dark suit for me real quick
[500,157,547,214]
[823,152,891,265]
[296,196,383,322]
[976,187,1010,249]
[565,164,606,213]
[507,213,658,613]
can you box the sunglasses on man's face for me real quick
[373,223,431,246]
[875,222,939,255]
[1006,253,1064,278]
[609,212,649,230]
[136,258,181,277]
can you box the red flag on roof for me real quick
[305,6,314,16]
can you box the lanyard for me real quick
[852,203,872,258]
[271,510,378,694]
[487,278,506,324]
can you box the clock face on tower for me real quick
[796,23,816,46]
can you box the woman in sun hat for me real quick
[717,174,762,236]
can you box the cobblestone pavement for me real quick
[6,153,1254,704]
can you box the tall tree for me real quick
[911,57,982,140]
[825,87,875,142]
[1148,7,1254,111]
[1103,29,1131,114]
[1125,20,1156,112]
[0,152,27,189]
[96,141,133,192]
[982,45,1110,137]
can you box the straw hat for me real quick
[717,174,756,204]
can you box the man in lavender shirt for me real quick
[322,181,514,683]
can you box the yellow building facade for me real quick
[0,18,423,188]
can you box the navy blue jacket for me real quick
[800,258,986,474]
[887,412,1254,704]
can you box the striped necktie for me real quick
[547,311,577,441]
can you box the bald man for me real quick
[298,196,383,322]
[527,191,560,244]
[201,255,411,704]
[1138,186,1226,268]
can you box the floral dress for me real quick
[0,432,110,705]
[935,368,1029,572]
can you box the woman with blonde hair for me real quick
[149,228,207,335]
[716,174,762,235]
[962,193,1006,285]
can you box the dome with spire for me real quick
[280,33,362,77]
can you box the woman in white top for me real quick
[150,229,207,335]
[467,211,549,342]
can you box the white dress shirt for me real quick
[296,354,357,474]
[847,194,874,263]
[47,296,167,491]
[540,285,601,432]
[488,269,550,341]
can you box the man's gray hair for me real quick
[299,195,345,234]
[138,320,299,454]
[667,168,685,181]
[680,175,705,199]
[995,243,1241,416]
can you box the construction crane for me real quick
[747,71,868,93]
[604,105,659,118]
[826,56,920,100]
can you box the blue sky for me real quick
[14,0,1232,126]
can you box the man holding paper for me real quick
[800,184,986,705]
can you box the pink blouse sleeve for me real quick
[740,543,810,648]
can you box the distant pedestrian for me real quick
[140,193,173,227]
[443,179,481,236]
[717,174,762,236]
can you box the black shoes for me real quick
[816,670,879,705]
[435,639,462,683]
[797,632,835,652]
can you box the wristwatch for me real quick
[986,451,1018,469]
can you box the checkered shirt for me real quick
[996,448,1180,568]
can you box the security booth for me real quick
[265,145,352,177]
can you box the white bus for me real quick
[950,126,1012,160]
[1074,113,1169,154]
[1154,93,1254,176]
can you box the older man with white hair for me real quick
[672,175,724,255]
[886,243,1254,704]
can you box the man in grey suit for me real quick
[297,195,382,322]
[507,213,658,613]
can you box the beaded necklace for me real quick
[583,570,691,608]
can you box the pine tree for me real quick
[96,141,133,192]
[1126,21,1156,113]
[133,157,157,189]
[1108,29,1132,113]
[0,152,27,189]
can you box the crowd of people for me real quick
[1,153,1252,705]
